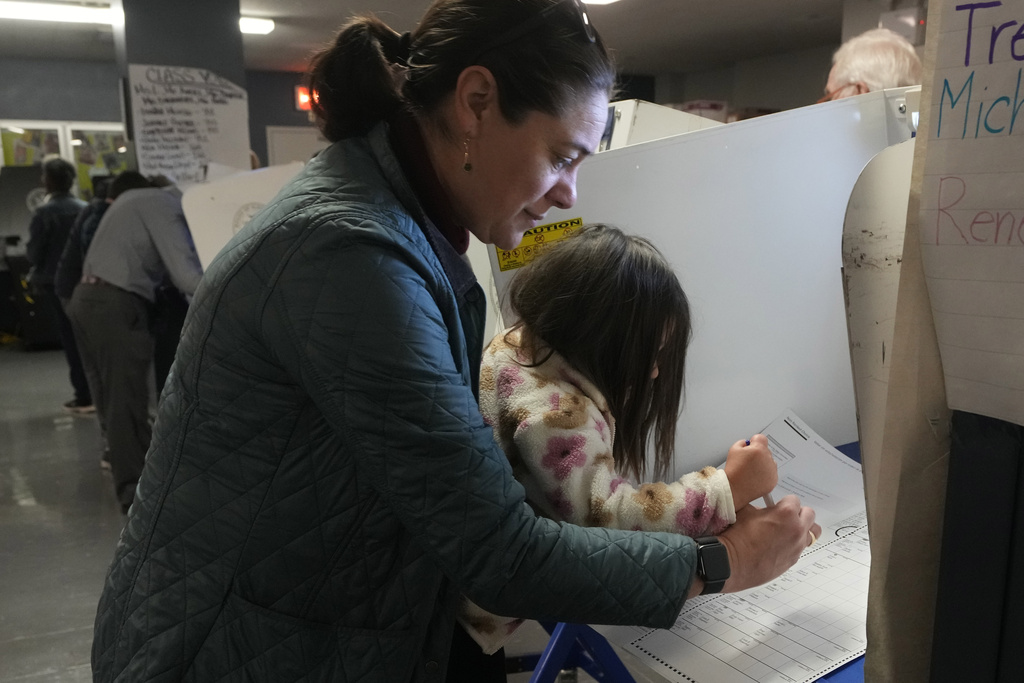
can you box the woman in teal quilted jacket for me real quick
[92,1,820,681]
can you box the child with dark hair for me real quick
[460,224,778,652]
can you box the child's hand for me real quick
[723,434,778,510]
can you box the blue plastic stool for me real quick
[503,622,634,682]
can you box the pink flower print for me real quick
[542,433,587,481]
[496,366,525,399]
[675,488,721,536]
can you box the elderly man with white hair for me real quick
[819,27,922,102]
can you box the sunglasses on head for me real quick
[472,0,596,63]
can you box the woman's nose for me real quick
[546,170,578,210]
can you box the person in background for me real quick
[26,157,89,413]
[459,224,780,653]
[141,173,192,396]
[819,27,922,102]
[54,171,153,469]
[67,180,202,515]
[91,2,819,681]
[55,172,152,307]
[53,174,113,308]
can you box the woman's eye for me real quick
[554,156,573,170]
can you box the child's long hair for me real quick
[506,224,691,481]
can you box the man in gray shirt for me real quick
[68,186,203,514]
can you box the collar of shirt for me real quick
[388,110,471,256]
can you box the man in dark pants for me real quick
[67,185,202,514]
[55,172,154,469]
[26,157,90,412]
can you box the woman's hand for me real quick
[716,497,821,593]
[723,434,778,509]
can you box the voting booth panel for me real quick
[841,140,914,527]
[601,99,722,151]
[488,89,918,477]
[182,162,304,270]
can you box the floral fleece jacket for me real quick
[458,328,737,654]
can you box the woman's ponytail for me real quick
[306,16,407,140]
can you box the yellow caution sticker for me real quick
[494,217,583,272]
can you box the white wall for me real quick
[733,45,837,110]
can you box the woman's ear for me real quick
[453,65,500,138]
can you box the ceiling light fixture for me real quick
[581,0,622,5]
[0,1,119,24]
[0,2,273,34]
[239,17,274,34]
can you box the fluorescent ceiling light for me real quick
[6,126,26,134]
[239,17,274,34]
[583,0,622,5]
[0,1,119,24]
[0,2,273,34]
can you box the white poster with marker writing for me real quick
[919,1,1024,426]
[128,64,251,184]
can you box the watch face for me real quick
[700,542,731,582]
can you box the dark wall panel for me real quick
[0,58,121,122]
[245,70,316,168]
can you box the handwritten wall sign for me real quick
[128,64,251,184]
[919,1,1024,426]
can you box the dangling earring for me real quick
[462,139,472,172]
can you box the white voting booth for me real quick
[600,99,722,150]
[585,138,919,683]
[484,90,919,478]
[182,162,304,269]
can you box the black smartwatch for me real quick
[695,536,730,595]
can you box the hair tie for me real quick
[387,31,412,68]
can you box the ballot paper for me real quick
[598,410,869,683]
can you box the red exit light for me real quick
[295,85,312,111]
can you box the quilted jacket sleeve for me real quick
[264,219,696,628]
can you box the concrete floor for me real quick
[0,346,123,682]
[0,345,663,682]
